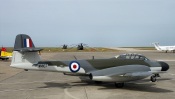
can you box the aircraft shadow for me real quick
[140,78,172,82]
[38,80,99,90]
[0,60,11,62]
[97,83,173,93]
[38,82,71,89]
[125,77,172,84]
[77,80,173,93]
[38,79,173,93]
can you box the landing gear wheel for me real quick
[151,75,157,82]
[115,83,124,88]
[94,81,102,84]
[155,74,160,77]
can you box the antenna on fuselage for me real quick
[92,56,94,60]
[73,56,77,60]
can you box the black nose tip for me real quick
[159,61,169,71]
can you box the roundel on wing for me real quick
[69,61,80,73]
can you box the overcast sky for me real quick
[0,0,175,47]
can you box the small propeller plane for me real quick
[10,34,169,88]
[0,47,12,60]
[152,42,175,53]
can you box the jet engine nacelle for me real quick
[89,73,116,82]
[89,71,152,82]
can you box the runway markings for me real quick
[84,87,88,99]
[0,87,52,93]
[64,88,80,99]
[0,88,35,93]
[157,60,175,62]
[0,71,24,83]
[168,73,175,76]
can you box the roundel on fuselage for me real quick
[69,61,80,73]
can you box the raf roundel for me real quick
[69,61,81,73]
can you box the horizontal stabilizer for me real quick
[14,48,43,52]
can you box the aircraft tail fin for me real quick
[14,34,42,52]
[11,34,42,66]
[152,42,161,51]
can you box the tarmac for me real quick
[0,49,175,99]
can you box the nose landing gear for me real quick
[115,82,124,88]
[151,74,160,82]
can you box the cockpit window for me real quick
[135,55,140,59]
[130,55,135,59]
[126,55,130,59]
[115,53,149,60]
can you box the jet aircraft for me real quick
[10,34,169,88]
[152,42,175,53]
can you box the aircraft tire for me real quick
[151,75,157,82]
[115,83,124,88]
[94,81,102,84]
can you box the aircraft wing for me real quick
[87,65,152,82]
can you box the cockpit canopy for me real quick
[115,53,149,60]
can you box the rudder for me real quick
[14,34,42,52]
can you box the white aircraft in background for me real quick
[152,42,175,53]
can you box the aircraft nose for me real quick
[158,61,169,71]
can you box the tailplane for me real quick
[11,34,42,67]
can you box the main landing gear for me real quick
[93,81,124,88]
[94,81,103,84]
[150,74,160,82]
[115,82,124,88]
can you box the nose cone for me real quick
[158,61,169,71]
